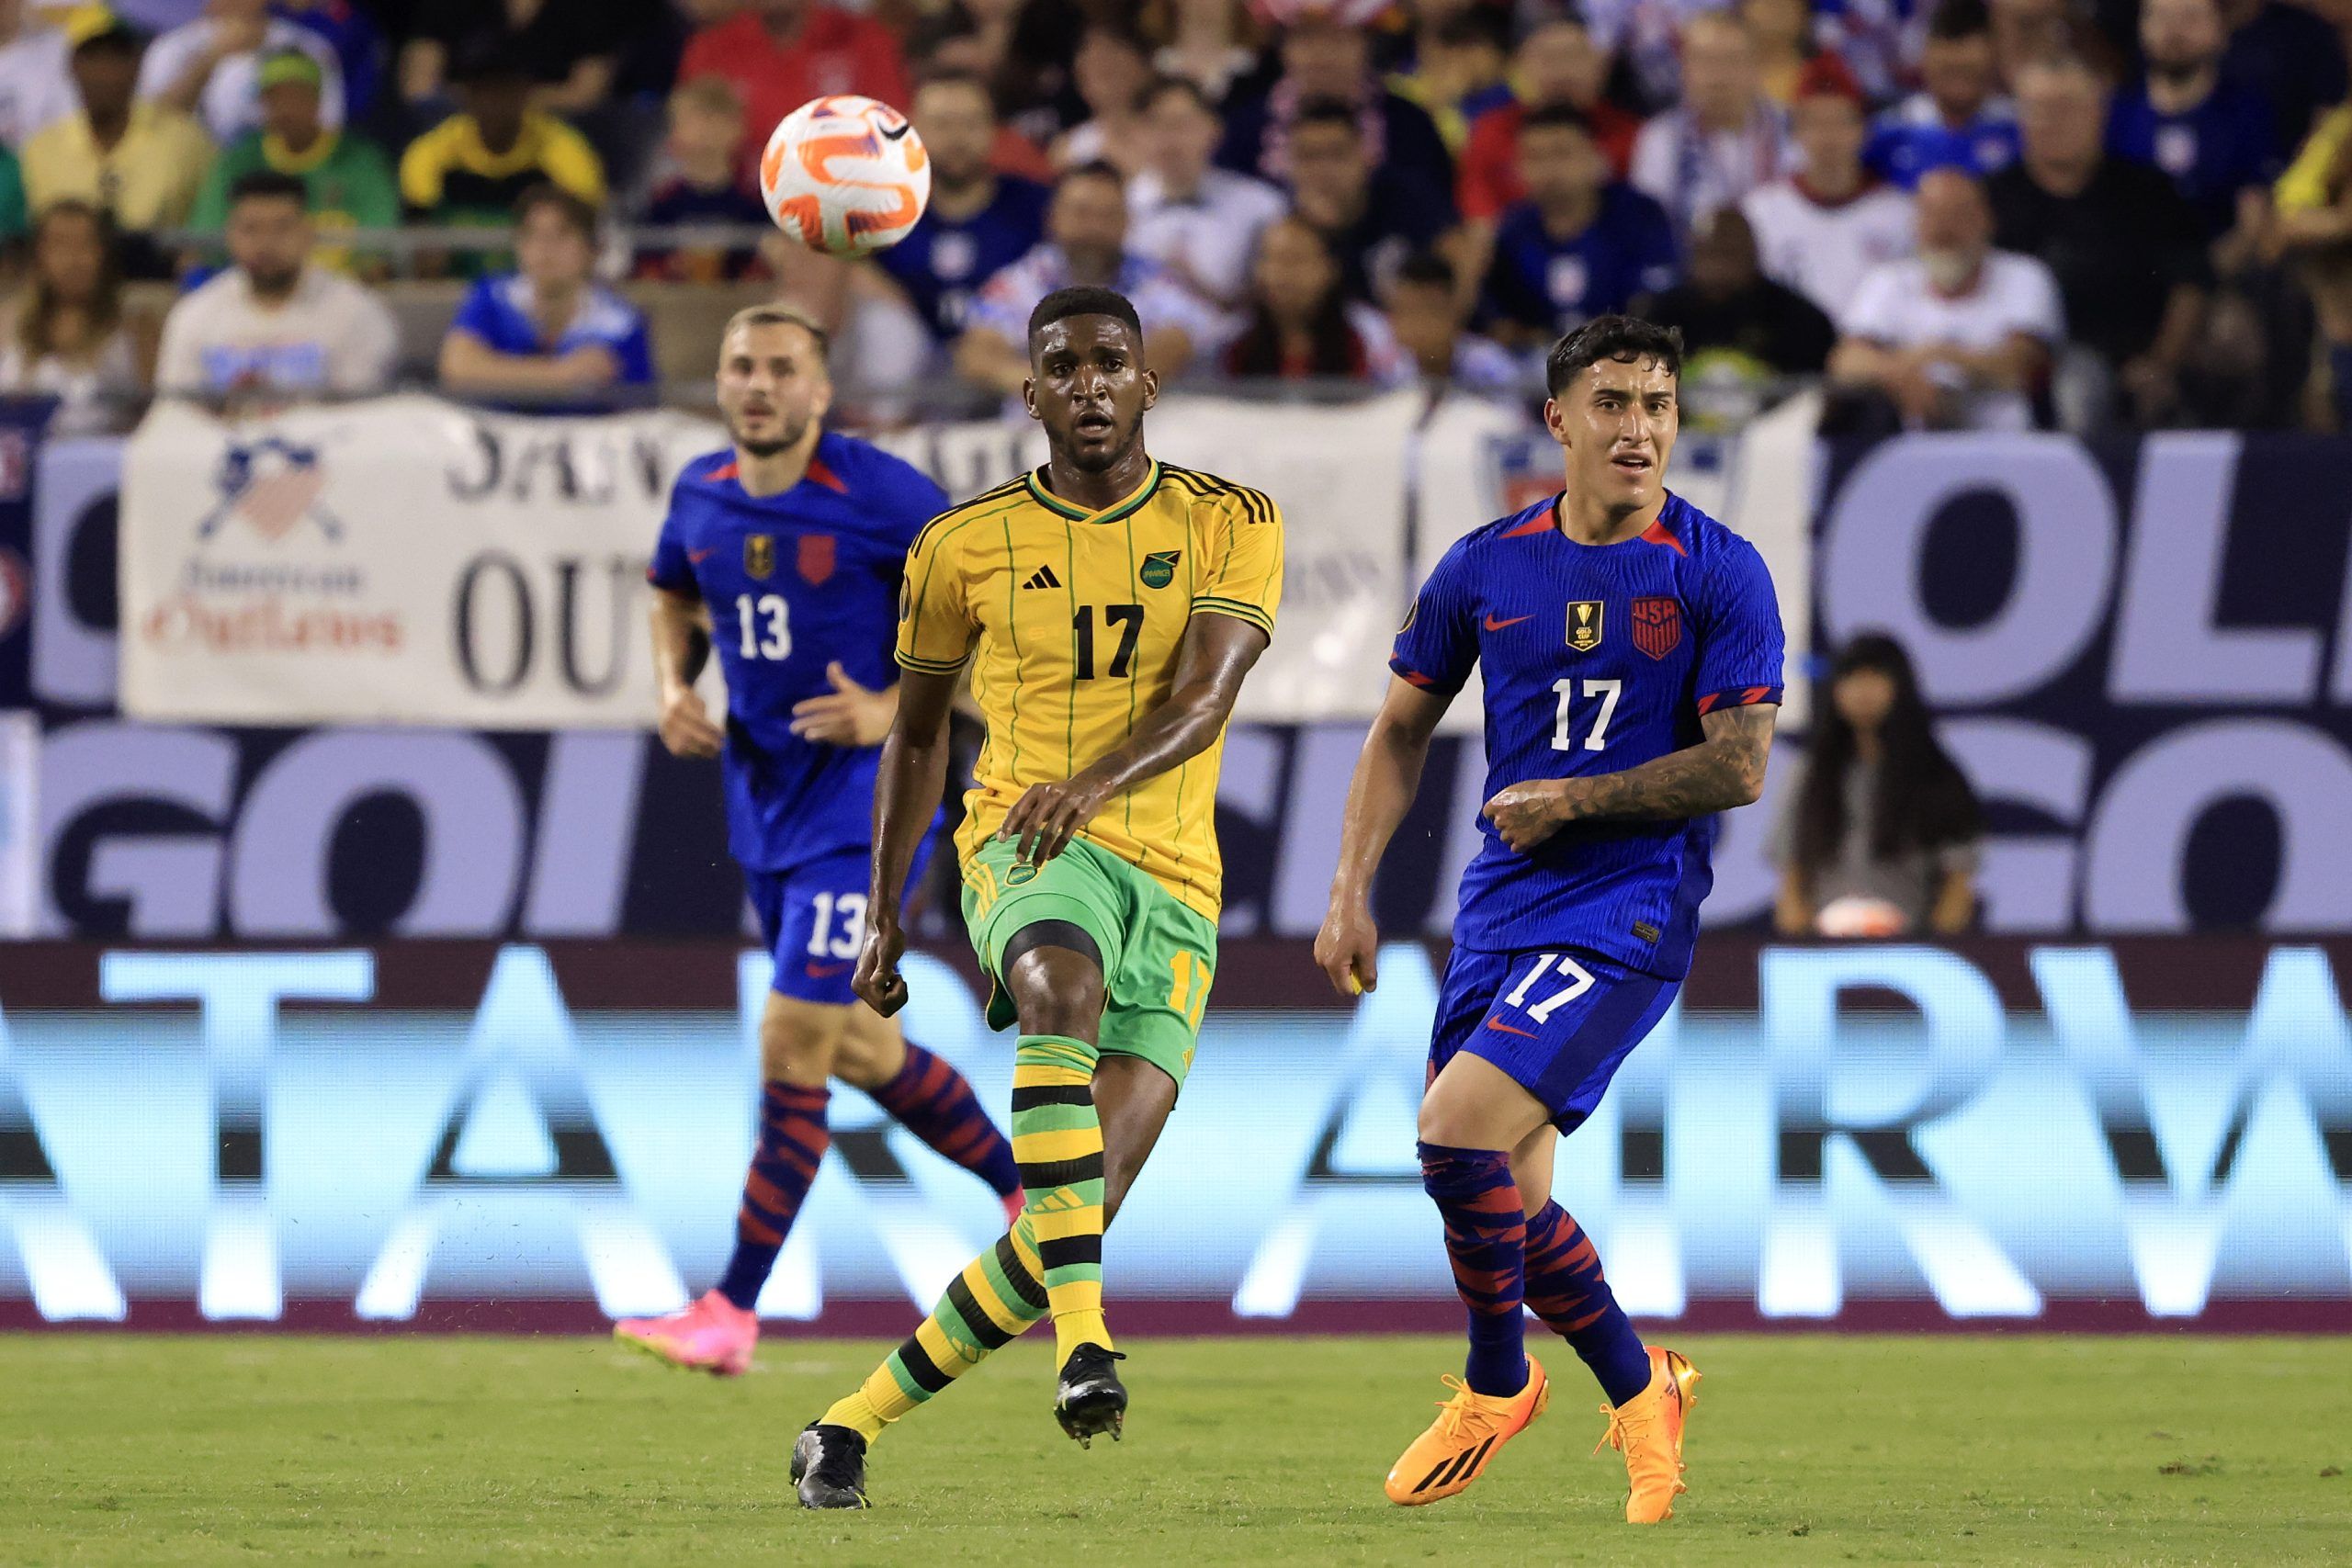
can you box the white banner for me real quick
[119,397,725,728]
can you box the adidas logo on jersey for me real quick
[1022,565,1062,590]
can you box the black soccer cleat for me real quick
[791,1422,870,1509]
[1055,1344,1128,1448]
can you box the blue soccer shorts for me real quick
[744,830,937,1006]
[1428,943,1680,1133]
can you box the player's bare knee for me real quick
[827,1011,905,1090]
[1003,952,1104,1041]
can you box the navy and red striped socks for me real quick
[1419,1141,1530,1398]
[867,1043,1021,1201]
[716,1080,831,1310]
[1521,1200,1653,1405]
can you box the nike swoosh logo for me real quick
[687,547,717,563]
[1484,615,1532,631]
[1484,1015,1539,1038]
[806,962,851,978]
[879,118,911,140]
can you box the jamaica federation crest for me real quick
[1140,549,1182,589]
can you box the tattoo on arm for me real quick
[1563,704,1777,823]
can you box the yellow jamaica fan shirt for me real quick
[896,460,1283,922]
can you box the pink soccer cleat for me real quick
[614,1290,759,1377]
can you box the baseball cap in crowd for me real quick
[64,6,145,53]
[257,48,326,93]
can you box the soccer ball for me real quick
[759,95,931,258]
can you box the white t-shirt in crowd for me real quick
[0,327,142,435]
[1741,178,1916,321]
[1127,166,1290,310]
[1841,250,2064,430]
[156,265,397,397]
[1629,103,1793,232]
[139,17,345,143]
[0,24,75,150]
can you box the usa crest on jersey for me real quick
[1632,596,1681,660]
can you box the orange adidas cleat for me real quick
[1595,1346,1701,1522]
[1383,1357,1550,1506]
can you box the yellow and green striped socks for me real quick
[820,1215,1051,1439]
[1010,1032,1112,1362]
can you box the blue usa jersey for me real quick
[648,432,950,872]
[1393,492,1783,978]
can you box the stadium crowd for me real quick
[0,0,2347,431]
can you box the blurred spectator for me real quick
[400,41,604,228]
[1382,247,1523,396]
[1864,0,2019,187]
[1482,105,1679,345]
[2218,0,2347,156]
[874,72,1049,341]
[1128,75,1286,310]
[1629,12,1794,233]
[22,17,214,272]
[1145,0,1264,107]
[0,201,150,435]
[1742,0,1821,106]
[398,0,636,121]
[1385,9,1512,153]
[438,184,652,401]
[915,0,1085,141]
[188,49,395,276]
[2109,0,2277,244]
[1286,96,1457,303]
[1642,208,1834,426]
[0,0,78,151]
[1831,165,2062,429]
[1987,0,2086,86]
[1219,215,1409,383]
[634,76,767,283]
[1055,24,1154,175]
[1743,55,1915,320]
[140,0,343,144]
[1772,632,1982,940]
[2271,101,2352,424]
[1815,0,1931,102]
[275,0,380,123]
[155,169,395,397]
[955,160,1220,394]
[1456,18,1639,231]
[1989,55,2209,426]
[677,0,910,167]
[1218,14,1455,204]
[1582,0,1711,109]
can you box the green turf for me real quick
[5,1334,2347,1565]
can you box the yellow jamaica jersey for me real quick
[896,459,1283,921]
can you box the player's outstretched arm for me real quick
[854,664,961,1017]
[997,613,1270,867]
[1314,675,1454,997]
[1484,703,1777,853]
[650,586,721,759]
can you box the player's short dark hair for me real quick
[1926,0,1993,42]
[724,303,831,359]
[228,170,308,210]
[1389,249,1456,293]
[1053,159,1126,197]
[514,182,598,239]
[1028,286,1143,349]
[1518,102,1594,140]
[1545,314,1684,397]
[1290,97,1363,138]
[914,65,998,116]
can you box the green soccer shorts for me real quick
[958,834,1217,1089]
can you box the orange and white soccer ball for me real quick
[759,95,931,258]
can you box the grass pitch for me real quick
[5,1334,2347,1566]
